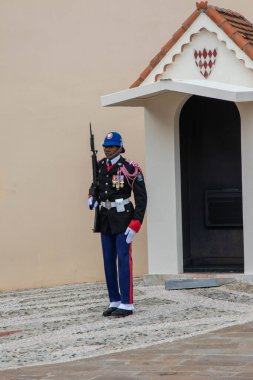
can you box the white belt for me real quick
[101,198,130,210]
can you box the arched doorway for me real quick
[180,96,244,272]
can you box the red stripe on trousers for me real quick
[129,243,133,304]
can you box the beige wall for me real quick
[0,0,252,290]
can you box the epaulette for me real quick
[125,158,139,167]
[119,158,144,188]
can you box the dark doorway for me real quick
[180,96,244,272]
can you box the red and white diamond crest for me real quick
[194,48,217,79]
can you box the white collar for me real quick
[107,155,121,165]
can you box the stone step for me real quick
[165,277,235,290]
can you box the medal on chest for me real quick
[112,174,124,190]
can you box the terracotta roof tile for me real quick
[139,66,153,80]
[172,27,186,42]
[220,21,237,38]
[232,32,249,49]
[130,78,143,88]
[161,39,175,55]
[129,9,199,89]
[196,2,208,10]
[182,11,200,31]
[130,2,253,88]
[206,6,226,26]
[150,51,166,68]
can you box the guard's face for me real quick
[103,145,121,159]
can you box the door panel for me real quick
[180,96,244,271]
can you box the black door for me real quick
[180,96,244,272]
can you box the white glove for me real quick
[88,196,98,209]
[124,227,136,244]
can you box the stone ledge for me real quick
[143,273,253,286]
[165,277,234,290]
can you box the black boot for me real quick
[111,308,133,318]
[102,307,118,317]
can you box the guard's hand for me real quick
[89,184,97,197]
[124,227,136,244]
[88,196,98,210]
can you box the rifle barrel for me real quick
[90,122,95,152]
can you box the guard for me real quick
[89,131,147,317]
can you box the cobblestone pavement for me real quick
[1,278,253,371]
[2,322,253,380]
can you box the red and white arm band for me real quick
[128,220,142,233]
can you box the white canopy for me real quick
[101,79,253,107]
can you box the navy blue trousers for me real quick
[101,232,133,304]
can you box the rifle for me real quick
[89,123,100,232]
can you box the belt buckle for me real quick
[105,200,111,210]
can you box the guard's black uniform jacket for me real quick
[97,156,147,234]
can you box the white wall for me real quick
[237,103,253,274]
[161,29,253,87]
[144,93,187,274]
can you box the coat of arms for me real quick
[194,48,217,79]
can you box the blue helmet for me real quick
[102,131,125,153]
